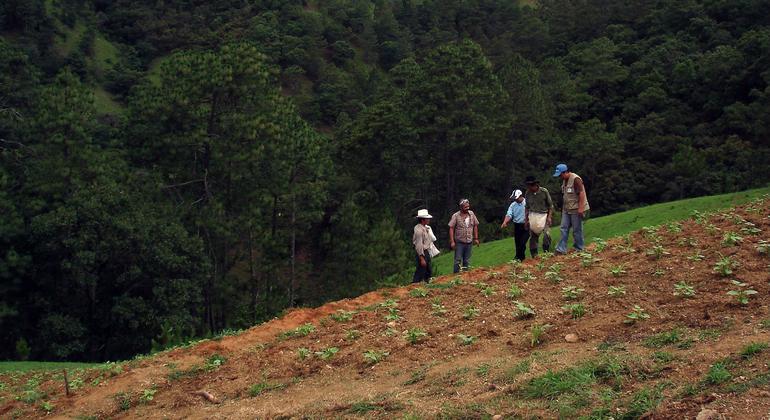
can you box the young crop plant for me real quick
[248,382,285,397]
[687,251,706,262]
[666,221,683,233]
[384,308,401,322]
[405,328,428,344]
[431,303,448,316]
[722,232,744,246]
[646,244,670,260]
[457,334,477,346]
[705,223,720,236]
[561,285,585,300]
[363,350,389,365]
[563,303,586,319]
[330,310,356,322]
[739,342,768,359]
[517,270,536,282]
[512,301,535,319]
[480,285,496,297]
[462,305,479,319]
[346,330,361,340]
[297,348,311,360]
[315,347,339,360]
[609,264,627,277]
[488,271,503,280]
[624,305,650,324]
[579,252,599,267]
[280,323,316,339]
[508,284,523,299]
[409,287,429,298]
[140,386,157,404]
[704,360,732,385]
[690,210,706,224]
[713,254,738,277]
[607,285,627,297]
[673,281,696,298]
[652,267,666,277]
[727,280,758,305]
[544,270,563,283]
[757,240,770,255]
[593,237,608,252]
[641,225,659,239]
[379,299,399,309]
[740,223,761,236]
[530,324,552,347]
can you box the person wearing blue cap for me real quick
[553,163,590,254]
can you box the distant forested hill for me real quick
[1,0,769,361]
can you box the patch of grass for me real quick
[248,382,285,397]
[530,324,552,347]
[475,363,490,377]
[0,361,99,373]
[760,319,770,330]
[739,342,768,359]
[521,364,596,398]
[563,303,586,319]
[643,329,682,348]
[114,392,131,411]
[651,351,675,364]
[622,384,666,419]
[704,360,732,385]
[499,359,531,384]
[403,368,427,385]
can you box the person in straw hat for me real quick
[523,175,554,257]
[412,209,437,283]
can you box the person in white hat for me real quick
[501,189,528,261]
[412,209,436,283]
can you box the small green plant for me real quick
[363,350,389,364]
[384,307,401,322]
[704,360,732,385]
[643,329,682,348]
[330,310,356,322]
[714,255,739,276]
[39,401,54,413]
[593,238,608,252]
[379,299,398,309]
[114,392,131,411]
[563,303,586,319]
[462,305,479,320]
[346,330,361,340]
[561,285,584,300]
[405,328,428,344]
[140,386,157,404]
[508,284,523,298]
[652,267,666,276]
[667,221,683,233]
[740,225,761,236]
[431,303,448,316]
[512,301,535,319]
[280,323,316,339]
[705,223,720,236]
[579,252,598,267]
[480,285,496,297]
[740,342,768,359]
[756,240,770,255]
[297,347,311,360]
[687,251,705,262]
[457,334,477,346]
[624,305,650,324]
[727,280,757,305]
[641,225,659,239]
[518,270,536,282]
[646,245,670,259]
[204,354,226,371]
[607,285,626,297]
[760,319,770,330]
[722,232,744,246]
[609,264,627,277]
[315,347,339,360]
[544,270,563,283]
[673,281,696,298]
[690,210,706,224]
[449,276,464,286]
[248,382,285,397]
[476,363,490,377]
[530,324,552,347]
[409,287,429,298]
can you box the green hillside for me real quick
[432,187,770,274]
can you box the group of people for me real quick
[412,163,590,283]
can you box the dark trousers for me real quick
[513,223,528,261]
[453,242,472,273]
[529,230,551,257]
[413,251,432,283]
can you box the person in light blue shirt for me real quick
[500,189,528,261]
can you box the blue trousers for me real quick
[556,212,584,253]
[453,242,473,273]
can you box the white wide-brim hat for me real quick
[416,209,433,219]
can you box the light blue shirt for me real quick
[506,200,526,224]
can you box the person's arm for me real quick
[574,177,586,218]
[448,216,456,249]
[473,213,480,246]
[545,190,554,225]
[502,202,514,228]
[414,226,427,266]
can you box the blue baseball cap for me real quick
[553,163,568,177]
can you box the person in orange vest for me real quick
[553,164,589,254]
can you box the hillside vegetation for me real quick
[1,196,769,418]
[2,0,770,363]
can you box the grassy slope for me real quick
[432,186,770,275]
[0,361,98,373]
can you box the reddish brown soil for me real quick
[2,199,770,419]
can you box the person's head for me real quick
[553,163,570,180]
[511,189,524,203]
[458,198,470,212]
[416,209,433,224]
[525,176,540,192]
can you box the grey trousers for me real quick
[453,242,472,273]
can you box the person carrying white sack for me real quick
[524,175,554,257]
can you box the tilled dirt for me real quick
[2,198,770,419]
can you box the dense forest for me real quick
[1,0,768,361]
